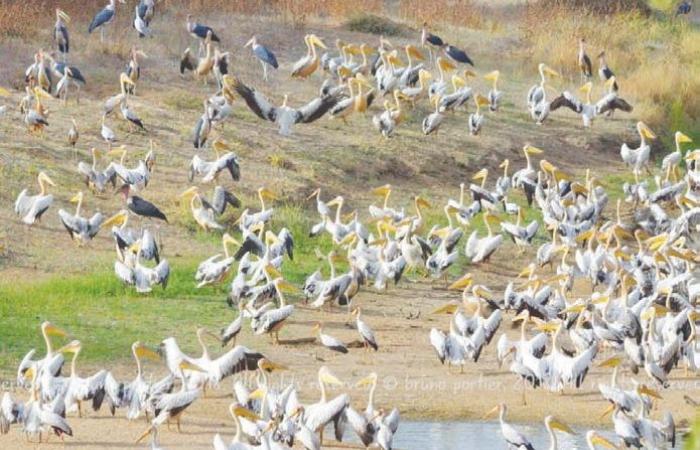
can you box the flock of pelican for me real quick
[3,1,700,449]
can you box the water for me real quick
[346,420,652,450]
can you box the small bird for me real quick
[67,118,79,148]
[101,114,116,149]
[313,322,348,354]
[352,307,378,351]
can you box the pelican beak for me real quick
[548,417,576,435]
[431,301,459,315]
[179,360,206,373]
[263,263,283,279]
[484,70,499,82]
[0,86,9,97]
[232,405,261,421]
[44,322,68,337]
[223,233,240,247]
[475,94,490,108]
[590,295,609,305]
[578,82,592,93]
[135,343,161,361]
[645,233,669,251]
[372,184,391,197]
[543,65,559,77]
[535,321,559,333]
[135,425,154,444]
[597,356,621,368]
[320,368,344,386]
[604,76,616,89]
[639,122,656,140]
[69,192,82,203]
[406,44,425,60]
[102,211,128,228]
[34,87,53,100]
[676,131,693,144]
[259,358,288,372]
[330,252,347,264]
[259,188,277,201]
[638,384,663,400]
[472,168,488,181]
[179,186,198,199]
[309,34,327,49]
[244,37,255,48]
[276,279,298,294]
[473,285,492,299]
[338,231,357,247]
[57,340,81,354]
[517,265,534,278]
[306,188,321,200]
[512,311,530,323]
[485,214,501,225]
[448,273,473,290]
[482,405,500,419]
[524,145,543,155]
[57,9,71,23]
[599,404,615,419]
[590,433,618,449]
[563,303,586,314]
[23,366,34,381]
[355,374,377,388]
[438,57,456,72]
[38,172,56,187]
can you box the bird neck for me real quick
[133,348,143,377]
[74,196,83,216]
[42,327,54,355]
[38,178,47,196]
[232,410,243,443]
[276,286,287,308]
[547,422,558,450]
[367,381,377,410]
[328,253,336,278]
[319,377,328,403]
[197,331,210,360]
[70,349,80,378]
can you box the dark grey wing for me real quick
[212,186,241,215]
[598,96,633,115]
[550,92,582,113]
[180,49,196,74]
[129,196,168,222]
[278,228,294,260]
[234,233,265,260]
[231,78,277,121]
[415,236,433,259]
[295,95,340,124]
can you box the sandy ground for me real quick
[1,273,699,449]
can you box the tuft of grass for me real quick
[163,90,205,111]
[345,14,407,36]
[399,0,484,30]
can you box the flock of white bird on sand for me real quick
[2,0,700,449]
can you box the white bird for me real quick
[14,171,55,225]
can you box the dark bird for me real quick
[118,184,167,222]
[578,38,592,82]
[444,44,474,66]
[597,51,618,91]
[677,1,692,15]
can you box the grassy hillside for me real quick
[0,0,697,375]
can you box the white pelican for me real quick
[429,57,457,101]
[422,96,444,135]
[101,114,117,149]
[484,403,535,450]
[231,77,340,136]
[123,341,162,420]
[484,70,502,111]
[212,403,261,450]
[180,186,224,231]
[662,131,692,181]
[251,277,296,344]
[585,430,618,449]
[621,121,656,178]
[56,340,109,417]
[189,139,241,183]
[292,34,327,79]
[352,306,378,351]
[58,191,105,244]
[14,171,55,225]
[313,322,348,354]
[399,69,431,105]
[465,212,503,263]
[104,73,135,116]
[114,242,170,293]
[500,207,539,251]
[468,94,489,136]
[77,148,117,193]
[195,234,241,288]
[109,145,154,191]
[429,321,467,371]
[17,321,67,388]
[302,366,349,445]
[527,63,559,124]
[437,71,474,113]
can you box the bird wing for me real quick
[254,45,278,69]
[130,196,168,222]
[598,96,633,114]
[430,328,447,363]
[114,260,135,285]
[234,233,265,260]
[277,228,294,260]
[232,79,277,121]
[295,95,340,123]
[88,7,114,33]
[210,346,264,383]
[550,91,582,113]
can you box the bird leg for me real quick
[176,414,182,433]
[78,400,83,418]
[262,61,268,82]
[100,27,105,44]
